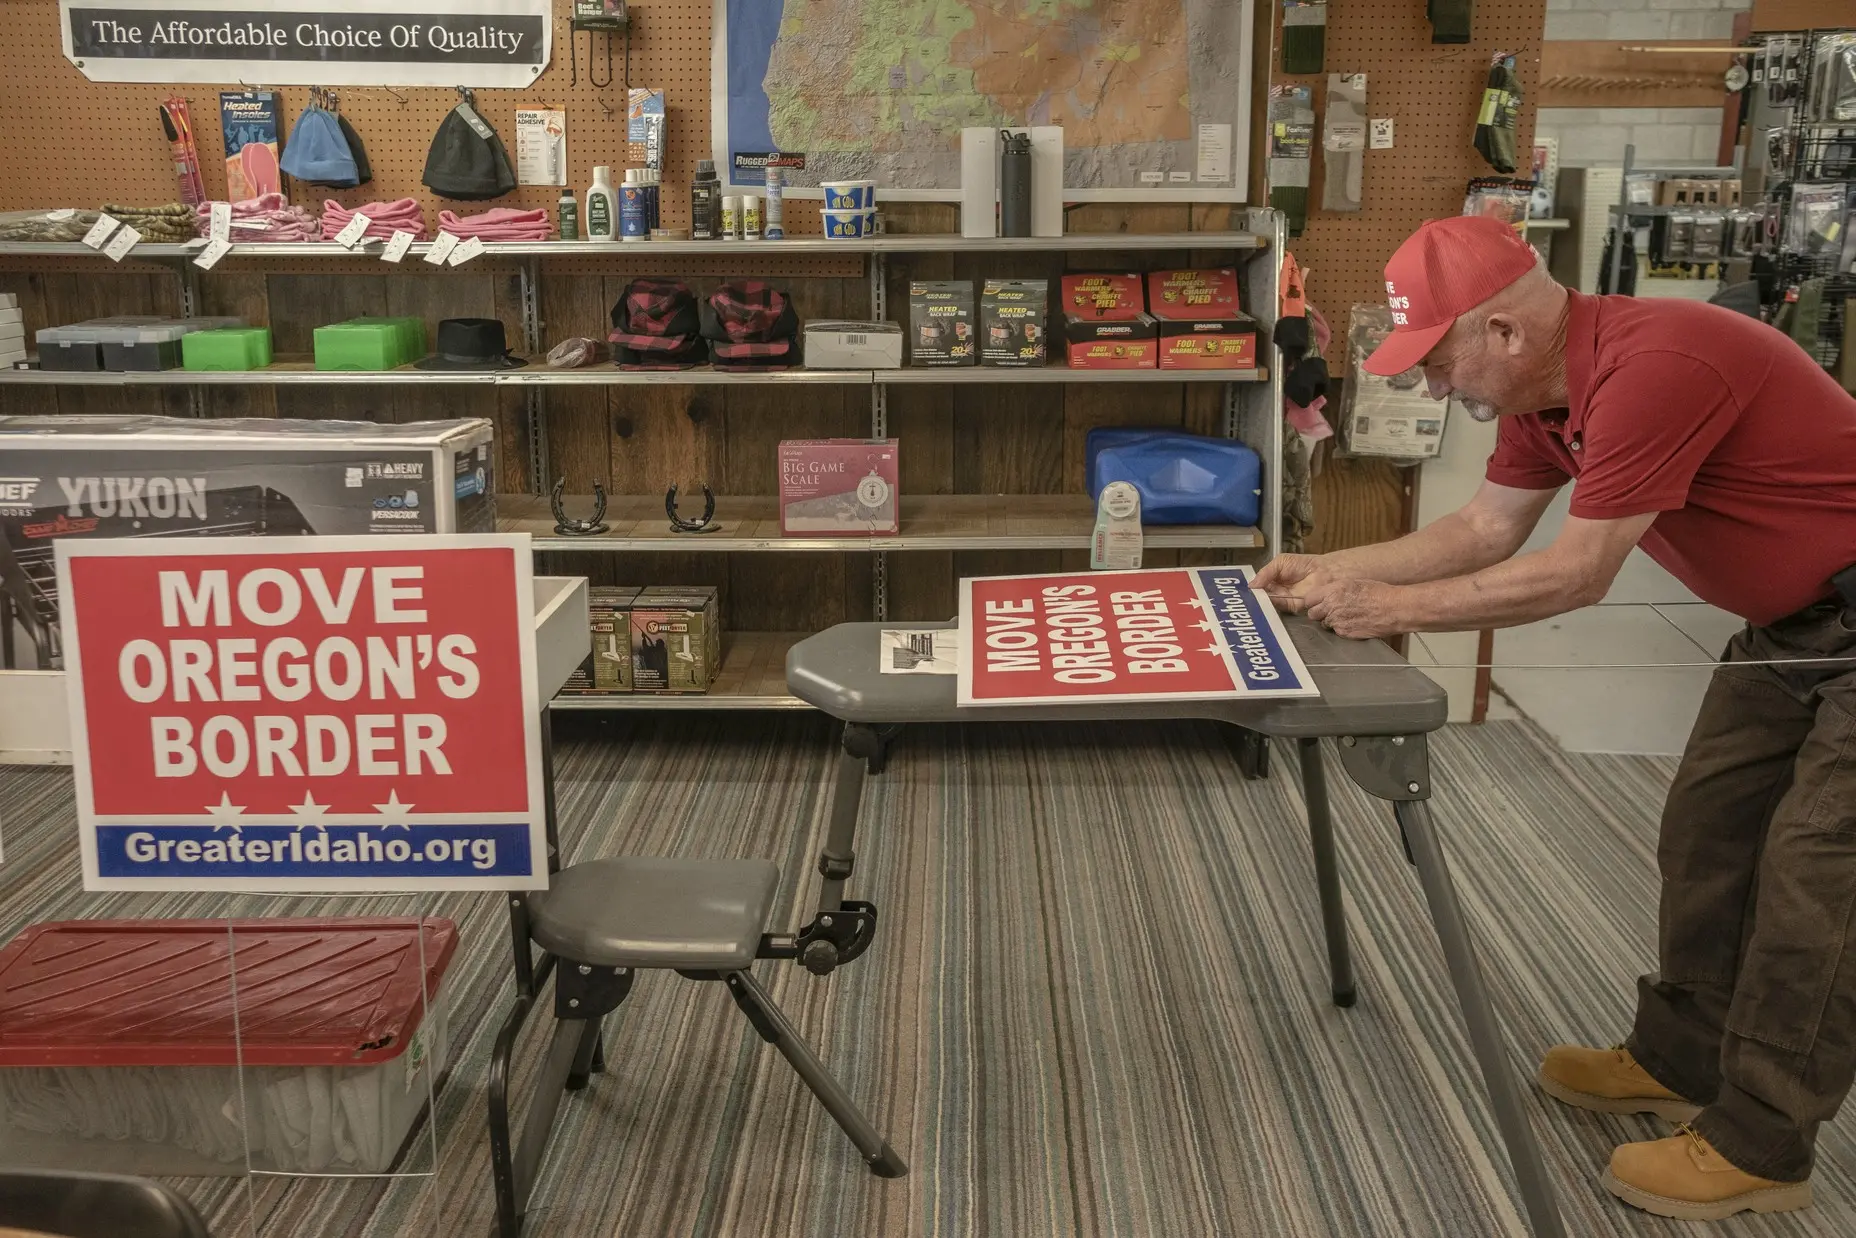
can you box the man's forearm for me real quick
[1389,547,1602,631]
[1323,509,1527,586]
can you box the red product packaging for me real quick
[1145,268,1243,319]
[1061,272,1156,369]
[1146,268,1257,370]
[779,439,900,535]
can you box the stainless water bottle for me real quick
[1000,129,1032,237]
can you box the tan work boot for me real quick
[1537,1044,1700,1122]
[1605,1125,1812,1219]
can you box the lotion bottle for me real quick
[585,165,617,240]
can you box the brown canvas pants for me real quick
[1627,598,1856,1182]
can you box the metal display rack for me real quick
[0,220,1285,710]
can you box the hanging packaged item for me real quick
[1462,177,1534,234]
[1267,85,1315,236]
[1085,429,1262,527]
[1474,53,1521,174]
[1338,305,1447,462]
[1322,73,1366,212]
[280,90,361,189]
[1281,1,1327,75]
[423,91,516,201]
[220,91,281,200]
[160,97,207,207]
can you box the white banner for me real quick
[62,0,551,88]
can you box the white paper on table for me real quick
[423,232,460,265]
[102,224,142,262]
[879,629,959,675]
[381,230,416,263]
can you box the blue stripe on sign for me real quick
[96,824,533,879]
[1195,569,1304,691]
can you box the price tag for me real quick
[81,214,121,249]
[102,223,143,262]
[333,212,373,249]
[423,231,460,265]
[193,237,232,270]
[1369,118,1395,149]
[448,234,486,266]
[45,208,76,221]
[209,202,232,243]
[381,230,416,263]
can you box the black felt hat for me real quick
[415,318,527,370]
[422,104,516,201]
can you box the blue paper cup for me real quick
[822,180,875,210]
[821,209,867,239]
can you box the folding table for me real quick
[784,617,1566,1238]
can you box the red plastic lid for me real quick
[0,918,457,1068]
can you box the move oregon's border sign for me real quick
[61,0,551,88]
[56,535,547,892]
[957,566,1317,707]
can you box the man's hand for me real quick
[1254,553,1351,614]
[1305,579,1407,639]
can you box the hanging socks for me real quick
[1268,85,1315,237]
[1474,53,1521,173]
[1429,0,1473,44]
[1282,2,1327,75]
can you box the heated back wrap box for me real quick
[0,415,496,670]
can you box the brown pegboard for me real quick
[1271,1,1545,368]
[0,0,856,278]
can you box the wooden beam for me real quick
[1751,0,1855,32]
[1539,41,1734,109]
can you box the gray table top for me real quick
[787,619,1447,737]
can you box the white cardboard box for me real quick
[803,320,903,369]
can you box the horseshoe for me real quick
[551,477,609,536]
[666,483,718,534]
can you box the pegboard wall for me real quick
[1271,0,1544,369]
[0,0,848,274]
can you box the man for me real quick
[1255,215,1856,1221]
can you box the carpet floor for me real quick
[0,714,1849,1238]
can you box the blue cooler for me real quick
[1086,429,1262,526]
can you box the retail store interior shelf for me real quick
[0,231,1266,261]
[503,494,1265,553]
[549,631,809,711]
[0,362,1264,386]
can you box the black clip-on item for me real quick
[1832,563,1856,609]
[666,483,718,534]
[550,477,609,536]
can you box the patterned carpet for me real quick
[0,714,1850,1238]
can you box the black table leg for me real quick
[1336,735,1566,1238]
[1297,738,1356,1007]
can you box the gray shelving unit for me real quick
[0,218,1286,708]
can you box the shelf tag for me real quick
[1370,118,1394,149]
[448,234,486,266]
[209,201,232,243]
[381,230,416,263]
[102,223,142,262]
[81,213,121,249]
[193,237,232,270]
[423,232,460,265]
[334,212,373,249]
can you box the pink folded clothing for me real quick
[321,198,426,242]
[437,208,552,241]
[195,194,320,243]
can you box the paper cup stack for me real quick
[822,180,877,239]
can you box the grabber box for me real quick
[779,439,900,536]
[1061,273,1157,369]
[0,918,456,1176]
[631,585,722,693]
[980,280,1048,366]
[1146,269,1258,370]
[907,281,976,366]
[0,415,496,671]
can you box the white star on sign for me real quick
[372,789,415,830]
[1194,618,1221,633]
[203,791,245,830]
[288,793,331,821]
[1200,643,1227,655]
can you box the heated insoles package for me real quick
[0,416,494,670]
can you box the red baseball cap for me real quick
[1364,215,1540,376]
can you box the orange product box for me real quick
[1145,268,1243,320]
[1158,317,1259,370]
[1059,273,1146,321]
[1066,332,1159,370]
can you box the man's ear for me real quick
[1486,311,1524,355]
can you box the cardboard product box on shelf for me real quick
[1060,273,1156,369]
[630,585,721,694]
[559,586,642,694]
[907,281,976,366]
[0,416,496,671]
[1145,268,1244,320]
[1145,268,1256,370]
[980,279,1049,367]
[779,439,900,535]
[804,320,903,369]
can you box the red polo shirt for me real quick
[1485,291,1856,625]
